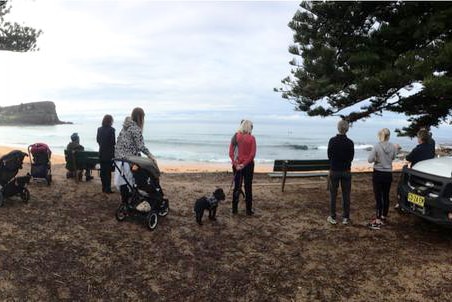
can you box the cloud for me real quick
[1,1,301,122]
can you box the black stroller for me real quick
[28,143,52,185]
[0,150,31,206]
[114,156,169,230]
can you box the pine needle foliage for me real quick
[0,0,42,52]
[276,1,452,137]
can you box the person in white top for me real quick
[367,128,399,229]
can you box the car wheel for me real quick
[147,212,158,230]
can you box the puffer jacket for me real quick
[114,117,151,158]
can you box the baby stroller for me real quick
[0,150,31,207]
[28,143,52,185]
[114,156,169,230]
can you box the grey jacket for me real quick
[368,141,397,172]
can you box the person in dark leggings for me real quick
[97,114,116,193]
[229,120,256,215]
[367,128,398,229]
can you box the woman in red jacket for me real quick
[229,120,257,215]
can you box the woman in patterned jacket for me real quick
[114,107,157,202]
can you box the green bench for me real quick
[64,150,100,181]
[268,159,330,192]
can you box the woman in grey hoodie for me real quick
[367,128,399,229]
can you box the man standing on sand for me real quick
[327,120,354,225]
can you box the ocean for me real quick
[0,115,448,166]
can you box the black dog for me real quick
[194,188,226,225]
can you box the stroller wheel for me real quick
[21,188,30,203]
[115,204,128,221]
[158,199,169,217]
[147,212,158,230]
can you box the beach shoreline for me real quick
[0,145,407,173]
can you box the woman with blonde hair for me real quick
[367,128,398,229]
[229,119,257,215]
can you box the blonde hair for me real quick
[378,128,390,142]
[238,120,253,134]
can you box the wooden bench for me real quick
[64,150,100,181]
[268,159,330,192]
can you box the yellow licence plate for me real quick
[408,192,425,207]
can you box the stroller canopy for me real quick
[30,143,51,156]
[124,156,160,179]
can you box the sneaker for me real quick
[342,218,350,225]
[327,216,337,225]
[368,219,381,230]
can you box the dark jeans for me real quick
[372,170,393,219]
[232,161,254,214]
[100,160,113,192]
[329,170,352,219]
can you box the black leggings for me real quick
[372,170,393,219]
[232,161,254,214]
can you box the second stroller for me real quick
[28,143,52,185]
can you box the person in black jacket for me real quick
[406,129,435,167]
[327,120,354,225]
[97,114,116,193]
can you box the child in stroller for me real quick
[114,155,169,230]
[28,143,52,185]
[0,150,31,206]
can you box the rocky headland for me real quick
[0,101,71,125]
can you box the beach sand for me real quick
[1,146,449,301]
[0,146,406,173]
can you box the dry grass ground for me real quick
[0,162,451,301]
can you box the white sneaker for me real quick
[327,216,337,225]
[342,218,350,225]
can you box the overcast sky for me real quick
[1,0,307,123]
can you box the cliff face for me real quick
[0,101,69,125]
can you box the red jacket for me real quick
[229,132,256,167]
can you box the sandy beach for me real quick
[0,146,406,173]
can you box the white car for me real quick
[397,157,452,226]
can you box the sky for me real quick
[0,0,449,140]
[1,0,306,124]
